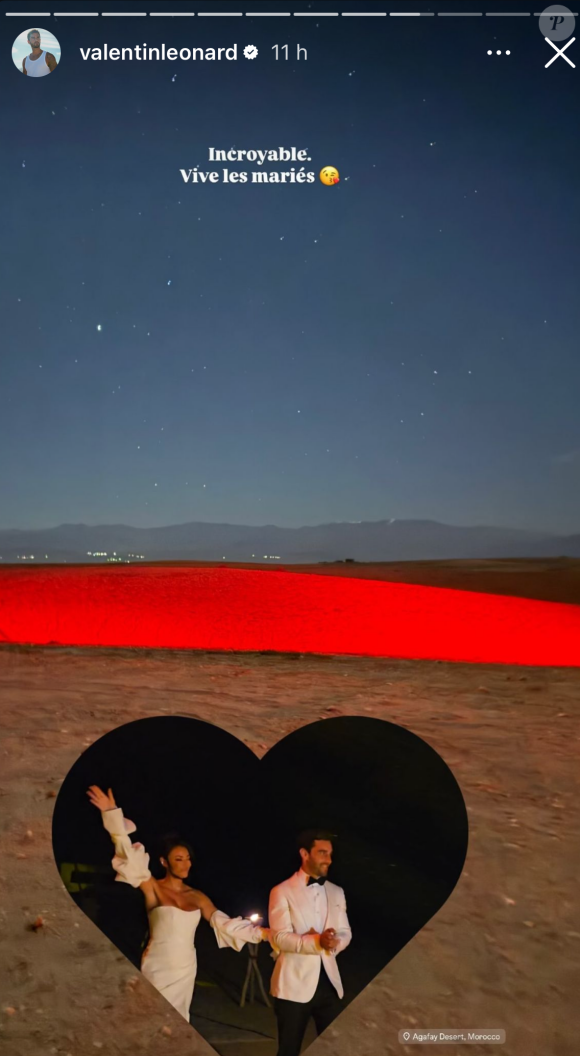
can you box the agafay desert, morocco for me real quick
[0,557,578,1056]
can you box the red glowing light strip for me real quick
[0,566,578,666]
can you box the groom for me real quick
[268,830,352,1056]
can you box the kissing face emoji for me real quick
[320,166,340,186]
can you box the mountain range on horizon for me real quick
[1,518,579,564]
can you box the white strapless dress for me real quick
[101,807,264,1021]
[141,905,201,1020]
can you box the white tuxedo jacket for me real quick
[268,870,352,1002]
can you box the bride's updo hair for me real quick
[158,833,194,862]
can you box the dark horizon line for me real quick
[0,516,575,537]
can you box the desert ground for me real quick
[0,559,579,1056]
[133,556,580,605]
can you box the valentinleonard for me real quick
[80,44,239,61]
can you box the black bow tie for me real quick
[307,876,327,886]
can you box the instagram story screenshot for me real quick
[0,2,579,1056]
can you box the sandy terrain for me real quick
[0,560,579,1056]
[2,560,579,665]
[130,557,580,606]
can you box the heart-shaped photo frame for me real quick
[52,716,468,1056]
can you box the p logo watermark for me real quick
[538,5,575,42]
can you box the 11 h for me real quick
[272,44,308,60]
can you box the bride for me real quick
[87,785,270,1022]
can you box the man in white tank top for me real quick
[22,29,57,77]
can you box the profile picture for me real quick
[12,27,60,77]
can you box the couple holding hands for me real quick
[87,786,352,1056]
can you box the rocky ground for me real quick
[0,559,578,1056]
[128,557,580,606]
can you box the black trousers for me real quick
[273,967,343,1056]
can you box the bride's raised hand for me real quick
[87,785,117,811]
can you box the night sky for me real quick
[2,1,579,535]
